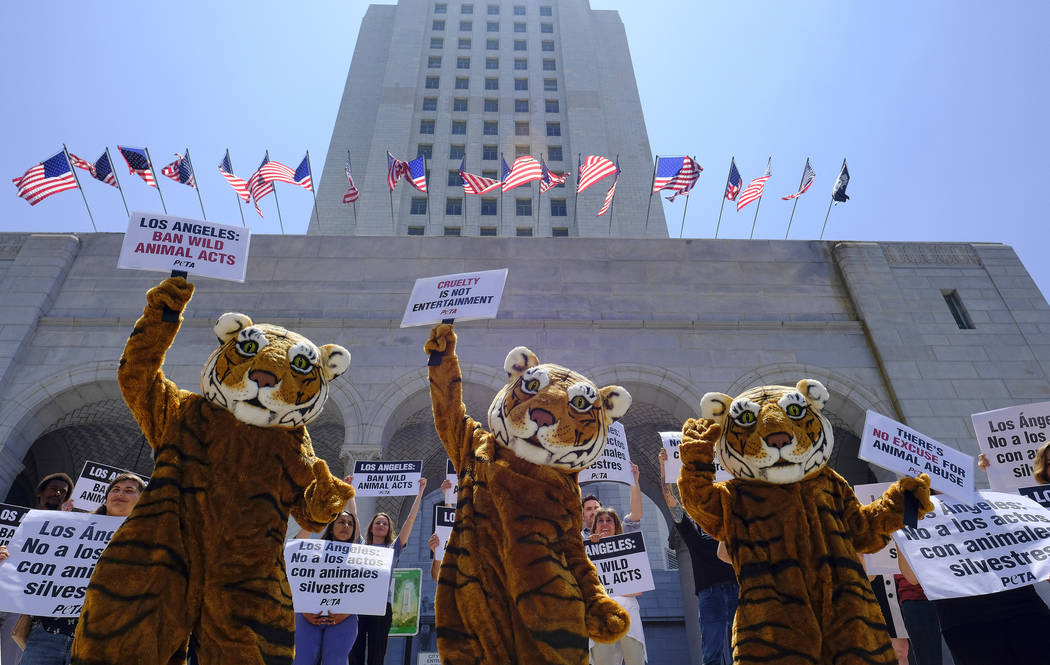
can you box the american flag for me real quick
[161,153,196,187]
[502,157,512,184]
[292,155,312,191]
[501,155,543,192]
[576,155,617,194]
[406,155,428,192]
[387,152,408,191]
[12,152,78,206]
[653,156,701,199]
[539,159,568,193]
[247,155,275,217]
[69,151,118,187]
[343,152,359,203]
[737,160,771,211]
[219,150,250,203]
[596,159,620,217]
[725,158,742,201]
[460,159,501,195]
[118,146,157,187]
[832,159,850,203]
[781,159,815,200]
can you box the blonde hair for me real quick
[1034,441,1050,485]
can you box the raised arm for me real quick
[398,477,428,547]
[677,418,732,541]
[118,276,195,449]
[294,457,356,534]
[841,473,933,553]
[425,324,485,472]
[627,462,642,523]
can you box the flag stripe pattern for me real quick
[737,166,771,211]
[247,155,275,217]
[782,160,815,200]
[161,153,196,187]
[69,152,117,187]
[343,153,359,203]
[219,152,250,203]
[725,159,742,201]
[12,152,78,205]
[118,146,156,187]
[597,173,619,217]
[502,155,543,192]
[388,152,408,191]
[406,156,427,192]
[653,156,701,197]
[460,162,501,195]
[539,159,568,193]
[576,155,617,194]
[293,156,312,191]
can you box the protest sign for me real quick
[659,431,733,483]
[118,211,250,282]
[418,653,442,665]
[352,460,423,497]
[854,482,902,575]
[585,532,654,597]
[390,568,422,636]
[1018,485,1050,510]
[859,410,973,499]
[579,422,634,485]
[284,539,394,615]
[972,401,1050,492]
[0,503,28,548]
[894,491,1050,600]
[433,505,455,561]
[72,460,149,513]
[400,269,508,328]
[445,459,458,506]
[0,510,125,617]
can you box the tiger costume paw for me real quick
[425,323,456,356]
[146,276,195,312]
[585,596,630,644]
[303,459,355,524]
[894,473,934,517]
[679,418,721,465]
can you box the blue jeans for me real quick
[20,623,73,665]
[698,580,738,665]
[293,613,359,665]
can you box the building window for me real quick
[516,199,532,215]
[543,58,556,71]
[431,37,444,48]
[543,78,557,91]
[459,20,472,31]
[452,120,467,134]
[513,5,525,15]
[515,144,529,157]
[550,199,567,216]
[486,38,499,49]
[458,37,471,49]
[410,199,427,215]
[486,57,498,69]
[482,169,498,179]
[541,40,554,52]
[516,227,533,236]
[484,98,498,112]
[482,144,498,160]
[450,144,465,159]
[480,225,497,235]
[484,77,498,90]
[445,198,463,215]
[425,76,440,89]
[435,3,447,13]
[545,99,559,113]
[420,119,435,134]
[546,121,560,136]
[514,57,527,70]
[408,226,425,236]
[417,143,433,159]
[514,99,529,112]
[514,78,528,90]
[487,4,499,15]
[943,290,976,329]
[453,97,468,111]
[514,39,527,51]
[444,226,462,235]
[448,170,461,186]
[455,76,469,89]
[461,3,473,14]
[540,22,553,33]
[514,22,526,33]
[457,56,470,69]
[423,96,438,111]
[515,121,529,135]
[481,200,497,216]
[433,19,445,30]
[540,6,552,16]
[428,56,442,68]
[552,227,568,237]
[483,121,498,135]
[487,21,499,32]
[547,145,563,161]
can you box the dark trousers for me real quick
[942,611,1049,665]
[348,603,392,665]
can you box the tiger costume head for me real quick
[700,379,833,484]
[201,313,350,429]
[487,346,631,472]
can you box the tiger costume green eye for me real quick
[522,378,541,393]
[238,340,259,356]
[735,410,757,426]
[785,403,806,419]
[569,395,592,412]
[290,354,312,373]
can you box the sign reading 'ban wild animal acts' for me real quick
[972,401,1050,493]
[118,211,251,282]
[585,532,654,596]
[400,269,508,327]
[352,460,423,497]
[0,503,28,548]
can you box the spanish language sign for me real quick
[585,532,654,597]
[351,460,423,497]
[659,431,733,483]
[283,539,394,615]
[0,510,125,617]
[433,505,455,561]
[854,482,902,575]
[72,460,149,514]
[445,459,458,506]
[972,401,1050,493]
[579,422,634,485]
[400,268,508,327]
[859,410,973,499]
[389,568,422,636]
[0,503,28,548]
[118,211,251,282]
[894,492,1050,600]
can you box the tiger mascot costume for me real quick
[677,379,933,665]
[71,276,355,665]
[425,323,632,665]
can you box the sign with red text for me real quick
[579,422,634,485]
[854,482,902,575]
[659,431,732,483]
[584,532,654,596]
[859,410,973,499]
[284,539,393,615]
[351,460,423,497]
[400,269,508,327]
[72,460,149,514]
[118,211,250,282]
[972,401,1050,493]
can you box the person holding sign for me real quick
[978,439,1050,485]
[587,507,647,665]
[349,477,427,665]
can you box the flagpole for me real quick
[266,150,285,234]
[644,154,658,231]
[226,149,247,227]
[749,196,762,240]
[784,157,808,239]
[183,148,207,220]
[535,154,542,232]
[424,156,432,230]
[715,156,732,239]
[499,152,504,237]
[678,193,691,238]
[573,153,581,231]
[306,150,321,233]
[144,146,167,214]
[819,197,834,240]
[106,147,130,218]
[63,144,97,231]
[608,154,619,235]
[347,151,358,228]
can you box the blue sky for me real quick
[3,1,1048,298]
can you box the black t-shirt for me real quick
[934,585,1050,632]
[674,515,737,593]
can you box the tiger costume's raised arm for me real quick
[118,276,196,450]
[677,418,733,541]
[425,323,485,471]
[293,451,357,533]
[840,472,934,553]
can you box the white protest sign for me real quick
[418,653,442,665]
[585,532,655,597]
[579,422,634,485]
[894,491,1050,600]
[72,460,149,514]
[859,410,973,499]
[659,431,732,483]
[433,505,455,561]
[400,268,508,327]
[118,211,250,282]
[445,459,458,506]
[0,503,29,548]
[0,510,125,617]
[854,482,902,575]
[352,460,423,497]
[972,401,1050,492]
[284,539,394,615]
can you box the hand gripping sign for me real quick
[433,505,455,561]
[118,211,251,282]
[854,482,903,575]
[400,269,508,328]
